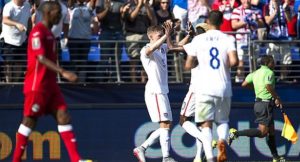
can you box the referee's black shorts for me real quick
[253,98,275,126]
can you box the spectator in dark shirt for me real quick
[123,0,156,82]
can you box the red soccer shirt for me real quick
[24,22,58,93]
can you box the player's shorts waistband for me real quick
[255,98,273,102]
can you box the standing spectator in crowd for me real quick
[188,0,211,28]
[32,0,70,40]
[133,23,177,162]
[264,0,292,82]
[123,0,156,82]
[155,0,174,25]
[171,0,187,31]
[67,0,96,82]
[184,10,238,162]
[228,55,285,162]
[212,0,240,32]
[231,0,264,83]
[96,0,127,82]
[0,0,31,82]
[12,2,92,162]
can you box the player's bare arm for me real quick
[37,55,78,82]
[228,50,239,67]
[184,55,196,70]
[266,84,282,108]
[241,80,253,89]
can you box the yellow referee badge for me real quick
[32,37,41,49]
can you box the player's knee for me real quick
[22,117,37,129]
[179,116,187,126]
[259,130,268,138]
[56,113,71,125]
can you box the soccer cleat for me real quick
[212,139,217,149]
[228,128,238,146]
[193,158,202,162]
[133,146,146,162]
[78,160,93,162]
[217,140,227,162]
[273,156,286,162]
[162,157,178,162]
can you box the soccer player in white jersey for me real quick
[184,10,238,162]
[133,23,177,162]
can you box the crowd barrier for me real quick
[0,35,299,84]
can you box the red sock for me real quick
[60,130,81,162]
[12,133,28,162]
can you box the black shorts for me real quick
[254,100,275,126]
[2,42,27,62]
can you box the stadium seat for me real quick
[121,45,130,62]
[291,46,300,60]
[88,35,101,61]
[61,48,70,62]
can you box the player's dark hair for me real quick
[40,0,61,15]
[147,25,164,35]
[207,10,223,27]
[260,55,274,66]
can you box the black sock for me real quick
[267,134,278,157]
[236,128,262,137]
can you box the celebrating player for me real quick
[184,10,238,162]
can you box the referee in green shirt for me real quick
[227,55,285,162]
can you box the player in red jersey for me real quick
[12,1,92,162]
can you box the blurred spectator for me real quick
[188,0,211,28]
[264,0,292,82]
[96,0,127,82]
[231,0,264,82]
[155,0,174,25]
[0,0,31,82]
[171,0,187,31]
[123,0,156,82]
[67,0,96,82]
[32,0,70,40]
[212,0,240,32]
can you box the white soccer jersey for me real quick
[140,43,169,94]
[1,1,31,46]
[184,30,236,97]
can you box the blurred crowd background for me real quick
[0,0,299,84]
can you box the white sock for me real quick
[160,128,170,158]
[141,128,160,149]
[182,121,203,141]
[217,123,229,141]
[18,124,32,137]
[201,127,214,160]
[57,124,73,133]
[195,139,203,160]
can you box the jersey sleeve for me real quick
[245,72,254,84]
[2,3,11,17]
[183,38,197,57]
[227,35,237,52]
[264,70,275,85]
[30,29,45,57]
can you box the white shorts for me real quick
[145,92,173,122]
[195,94,231,124]
[180,90,195,117]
